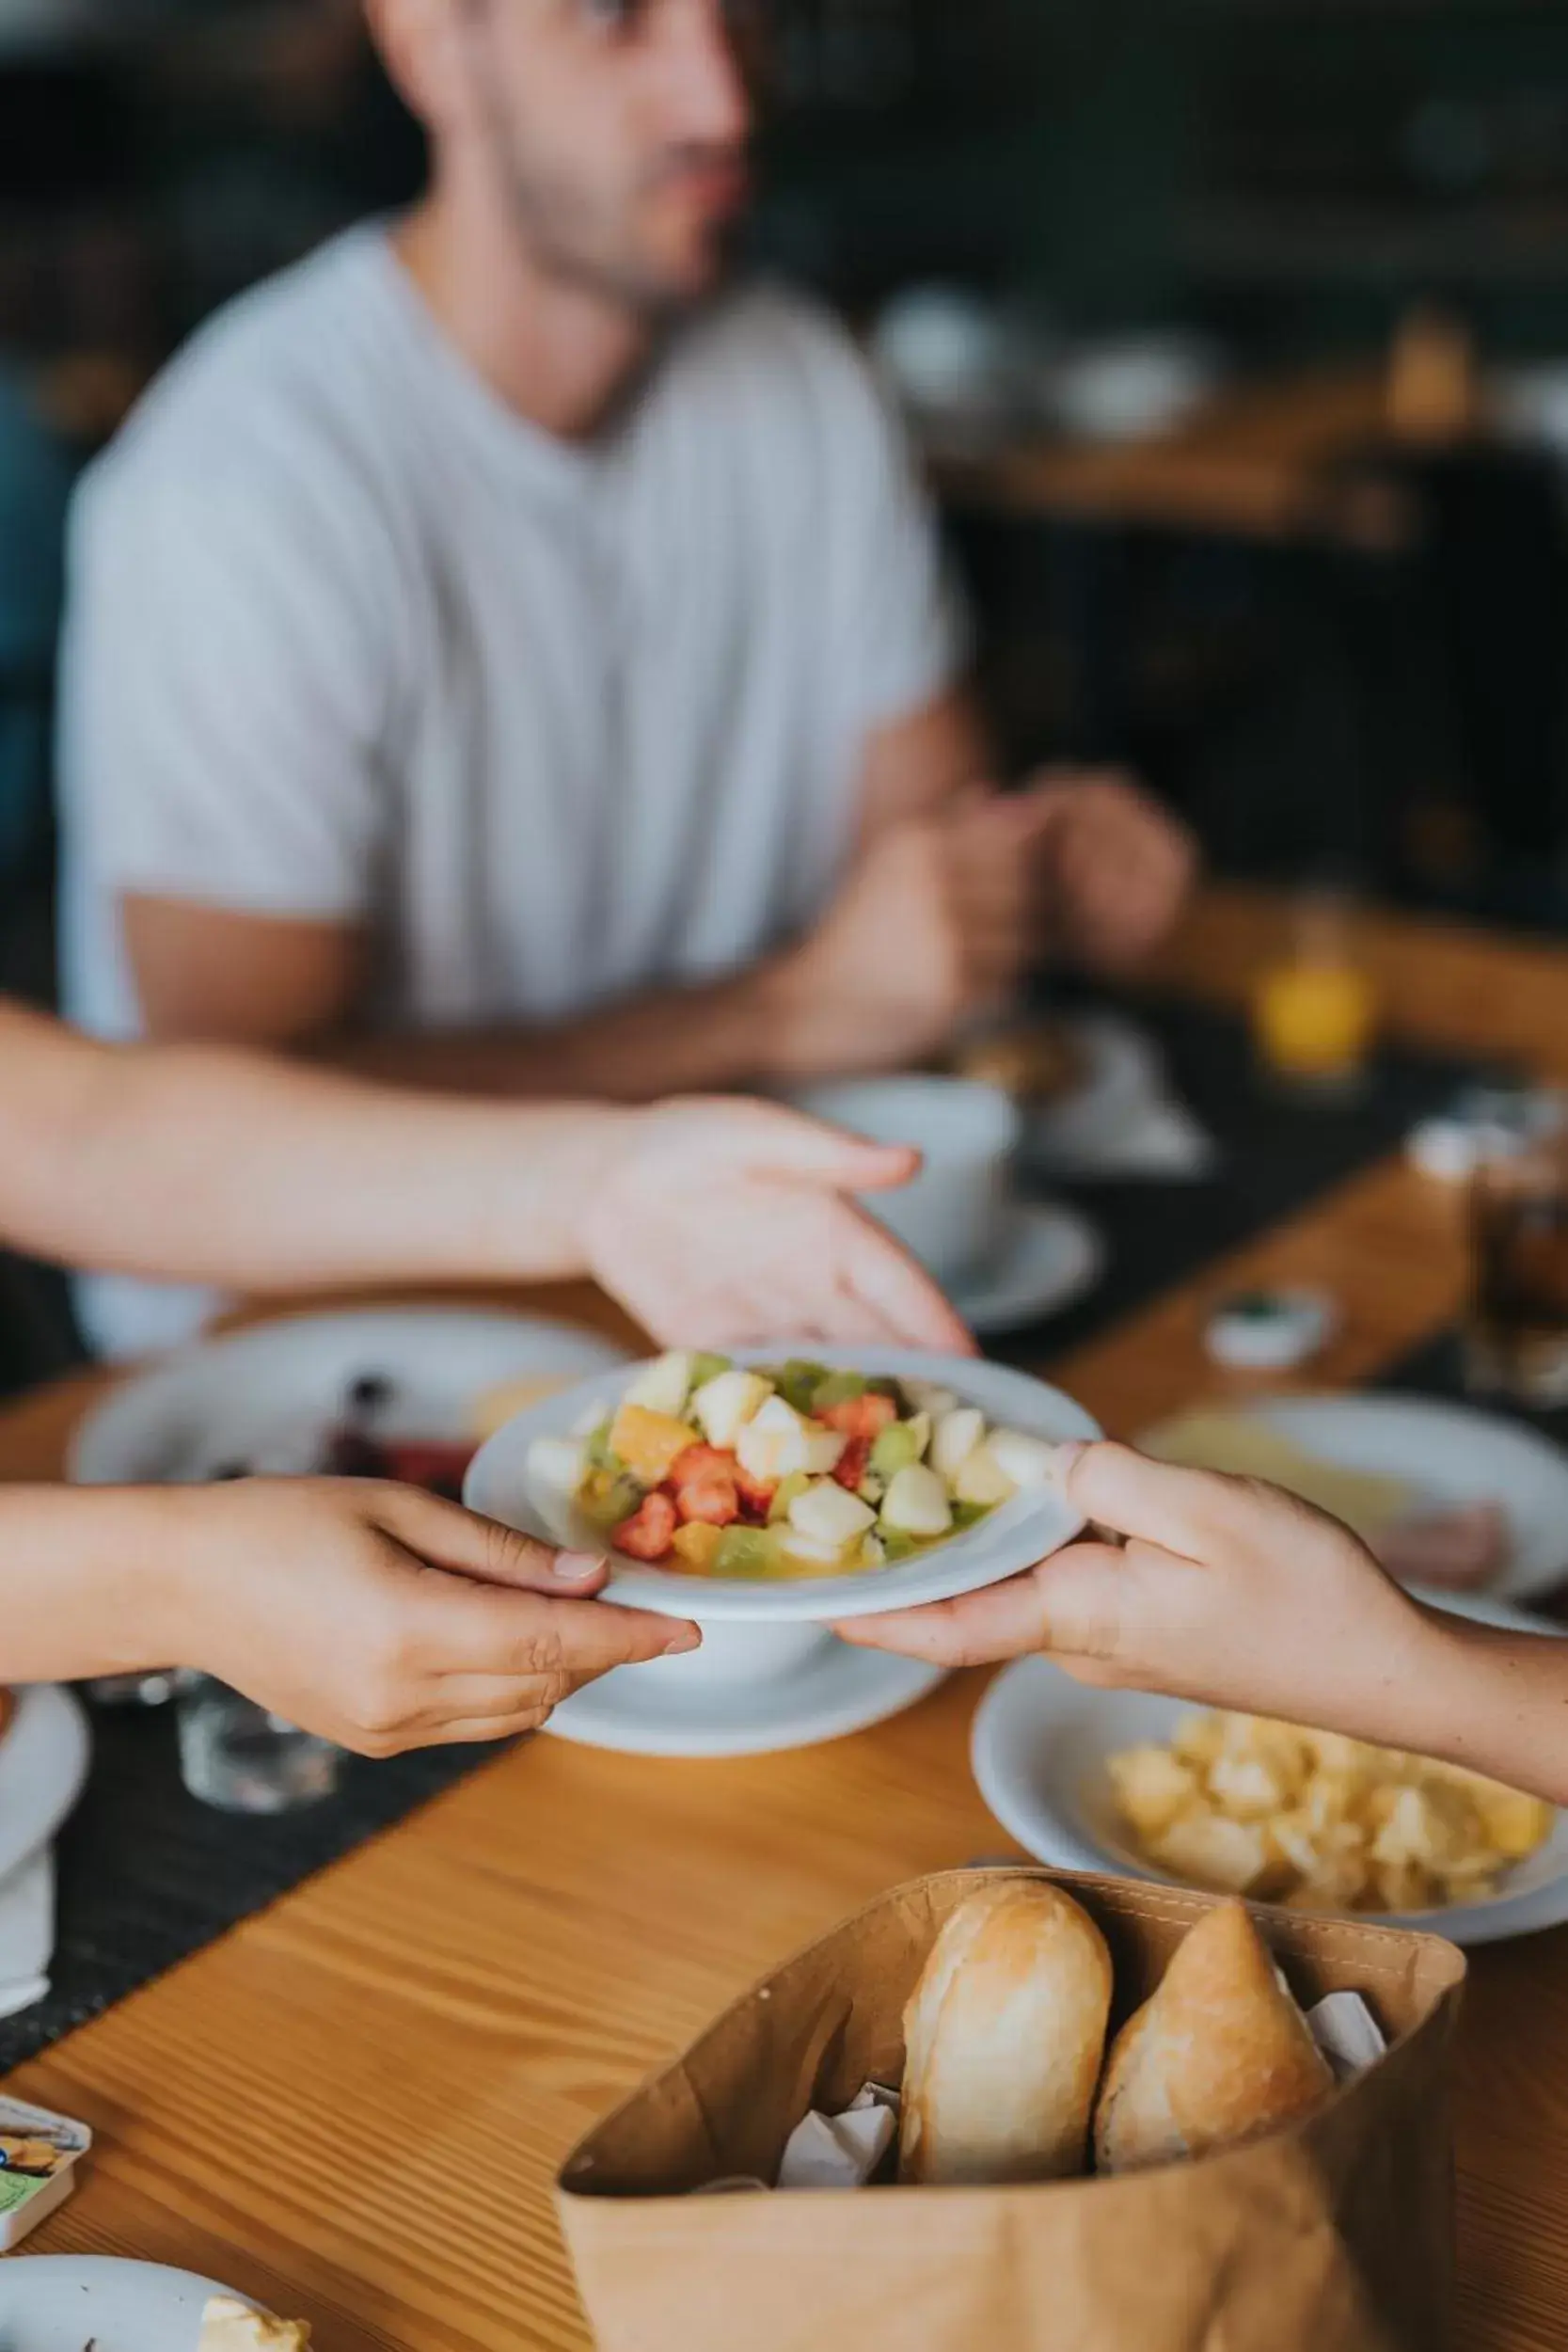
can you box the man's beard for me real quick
[482,86,739,318]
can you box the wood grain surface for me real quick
[933,368,1414,548]
[7,887,1568,2350]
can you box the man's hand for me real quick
[769,793,1058,1079]
[167,1478,696,1755]
[836,1441,1437,1746]
[1028,773,1196,973]
[580,1098,975,1353]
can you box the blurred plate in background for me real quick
[70,1307,632,1487]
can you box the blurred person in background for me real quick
[59,0,1195,1357]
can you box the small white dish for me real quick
[70,1308,632,1487]
[543,1636,945,1759]
[1022,1013,1214,1181]
[0,2257,264,2352]
[1147,1392,1568,1603]
[1049,334,1220,444]
[466,1345,1101,1628]
[0,1686,90,1883]
[971,1589,1568,1947]
[948,1200,1104,1335]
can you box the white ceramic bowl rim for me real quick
[465,1345,1101,1624]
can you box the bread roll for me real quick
[900,1881,1113,2185]
[1094,1899,1334,2175]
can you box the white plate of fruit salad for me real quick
[466,1346,1101,1623]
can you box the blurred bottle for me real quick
[1253,892,1378,1097]
[1467,1092,1568,1406]
[1387,304,1481,449]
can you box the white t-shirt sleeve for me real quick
[810,320,972,738]
[60,438,394,925]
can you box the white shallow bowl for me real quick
[466,1346,1101,1626]
[972,1590,1568,1947]
[1,2258,264,2352]
[70,1307,632,1486]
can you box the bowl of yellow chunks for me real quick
[465,1346,1101,1633]
[1103,1708,1557,1919]
[970,1590,1568,1944]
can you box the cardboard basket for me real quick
[558,1867,1467,2352]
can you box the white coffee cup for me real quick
[603,1608,831,1692]
[790,1075,1022,1289]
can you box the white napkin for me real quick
[778,2086,899,2191]
[1309,1990,1388,2083]
[0,1847,55,2021]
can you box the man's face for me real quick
[449,0,757,313]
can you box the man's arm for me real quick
[121,689,996,1101]
[125,886,811,1099]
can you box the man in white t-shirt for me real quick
[59,0,1195,1357]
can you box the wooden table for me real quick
[932,369,1417,551]
[11,887,1568,2350]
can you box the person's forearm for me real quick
[0,1487,192,1684]
[316,958,820,1102]
[1389,1610,1568,1806]
[0,1003,639,1288]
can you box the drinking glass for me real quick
[1466,1093,1568,1406]
[1252,889,1378,1098]
[175,1676,341,1815]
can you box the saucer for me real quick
[1023,1014,1214,1180]
[543,1640,945,1758]
[951,1200,1104,1335]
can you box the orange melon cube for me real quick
[609,1403,702,1488]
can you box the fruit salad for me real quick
[526,1353,1060,1581]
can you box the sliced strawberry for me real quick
[669,1443,734,1486]
[673,1469,741,1529]
[613,1490,678,1562]
[832,1437,871,1493]
[820,1392,898,1442]
[733,1463,778,1519]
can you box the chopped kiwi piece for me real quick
[951,1500,993,1532]
[879,1527,920,1563]
[585,1422,622,1473]
[689,1352,734,1393]
[714,1526,777,1579]
[775,1359,831,1416]
[579,1471,642,1529]
[768,1470,811,1524]
[870,1422,923,1480]
[812,1371,867,1412]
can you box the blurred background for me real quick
[6,0,1568,993]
